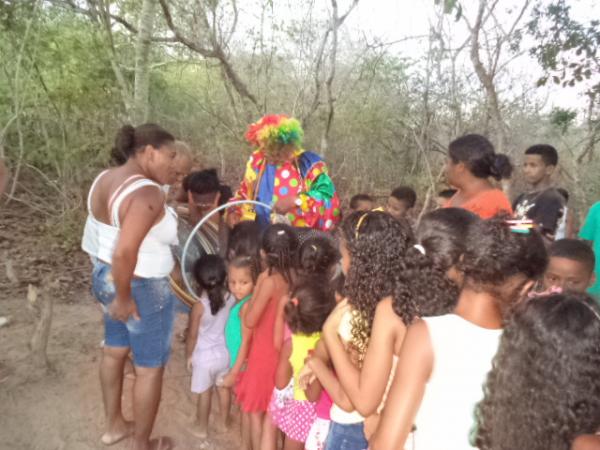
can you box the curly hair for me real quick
[387,209,474,325]
[340,211,414,366]
[475,292,600,450]
[459,215,548,305]
[262,224,298,284]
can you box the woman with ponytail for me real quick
[82,123,178,450]
[444,134,514,219]
[186,254,236,439]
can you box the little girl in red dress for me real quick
[236,224,298,450]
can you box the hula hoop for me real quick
[180,200,272,301]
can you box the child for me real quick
[221,256,258,450]
[322,207,476,423]
[350,194,375,212]
[370,216,548,450]
[475,292,600,450]
[297,235,340,279]
[271,282,337,450]
[303,211,414,450]
[236,224,298,450]
[186,254,236,438]
[226,220,262,263]
[513,144,565,241]
[542,238,595,293]
[386,186,417,221]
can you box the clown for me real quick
[228,114,341,231]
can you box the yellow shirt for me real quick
[290,332,321,401]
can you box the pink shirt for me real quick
[315,390,333,420]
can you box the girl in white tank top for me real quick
[370,217,549,450]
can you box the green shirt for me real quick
[579,202,600,298]
[225,294,251,368]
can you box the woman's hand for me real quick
[109,296,140,323]
[186,357,193,373]
[323,298,350,336]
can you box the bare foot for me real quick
[187,422,208,439]
[149,437,174,450]
[100,420,134,446]
[133,437,174,450]
[214,417,232,434]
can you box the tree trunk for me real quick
[469,0,505,153]
[133,0,156,124]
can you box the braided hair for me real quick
[262,224,298,284]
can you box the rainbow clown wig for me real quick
[245,114,304,155]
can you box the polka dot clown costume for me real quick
[229,114,341,231]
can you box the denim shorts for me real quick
[91,260,176,368]
[325,421,368,450]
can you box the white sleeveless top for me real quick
[82,171,178,278]
[412,315,501,450]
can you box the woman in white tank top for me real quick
[370,217,548,450]
[81,123,179,450]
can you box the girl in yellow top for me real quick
[270,281,336,450]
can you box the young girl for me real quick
[296,235,339,279]
[475,292,600,450]
[370,217,548,450]
[271,282,337,450]
[221,256,258,450]
[321,207,476,432]
[186,254,236,438]
[235,224,298,450]
[303,210,415,450]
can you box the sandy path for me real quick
[0,288,242,450]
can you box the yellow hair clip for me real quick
[355,208,385,239]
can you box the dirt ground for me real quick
[0,204,241,450]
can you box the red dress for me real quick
[235,289,281,413]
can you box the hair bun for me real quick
[490,154,513,181]
[111,125,136,165]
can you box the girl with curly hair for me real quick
[300,211,413,449]
[370,216,548,450]
[475,292,600,450]
[320,208,475,437]
[236,224,298,450]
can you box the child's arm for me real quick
[304,376,323,402]
[369,319,434,450]
[222,302,252,387]
[323,297,406,416]
[273,294,289,352]
[244,275,275,329]
[274,338,293,390]
[186,302,204,371]
[307,356,354,412]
